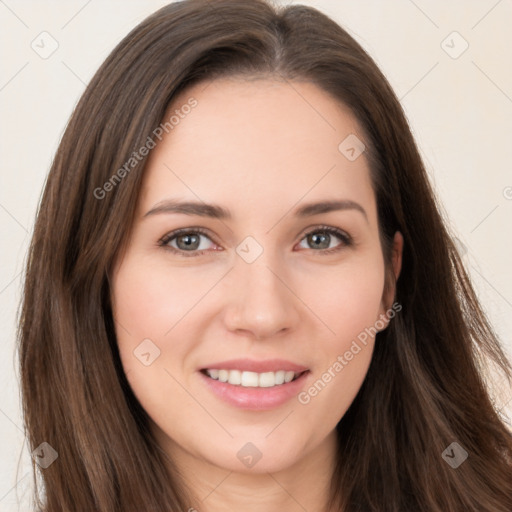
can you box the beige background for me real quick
[1,1,511,509]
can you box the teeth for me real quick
[241,371,259,387]
[204,369,301,387]
[228,369,241,385]
[208,369,219,379]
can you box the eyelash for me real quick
[158,225,353,257]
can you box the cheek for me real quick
[297,344,373,438]
[111,256,226,396]
[303,255,386,343]
[110,258,195,424]
[110,257,177,378]
[111,256,210,343]
[294,257,384,420]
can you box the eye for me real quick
[158,227,219,256]
[158,225,352,257]
[297,226,352,254]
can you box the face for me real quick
[111,78,402,476]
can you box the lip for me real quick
[199,358,308,373]
[198,364,311,411]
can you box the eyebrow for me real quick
[144,198,368,222]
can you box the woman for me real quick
[17,0,512,510]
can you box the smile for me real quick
[202,369,305,388]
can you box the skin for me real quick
[111,78,403,512]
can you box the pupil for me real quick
[178,234,199,250]
[310,232,329,249]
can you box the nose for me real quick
[222,252,301,340]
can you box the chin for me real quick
[204,436,305,474]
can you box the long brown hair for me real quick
[17,0,512,510]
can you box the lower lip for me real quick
[199,370,310,410]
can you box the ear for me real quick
[379,231,403,324]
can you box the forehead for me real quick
[138,78,376,221]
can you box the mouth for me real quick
[200,368,308,388]
[198,366,311,410]
[198,358,311,410]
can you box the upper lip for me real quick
[200,358,309,373]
